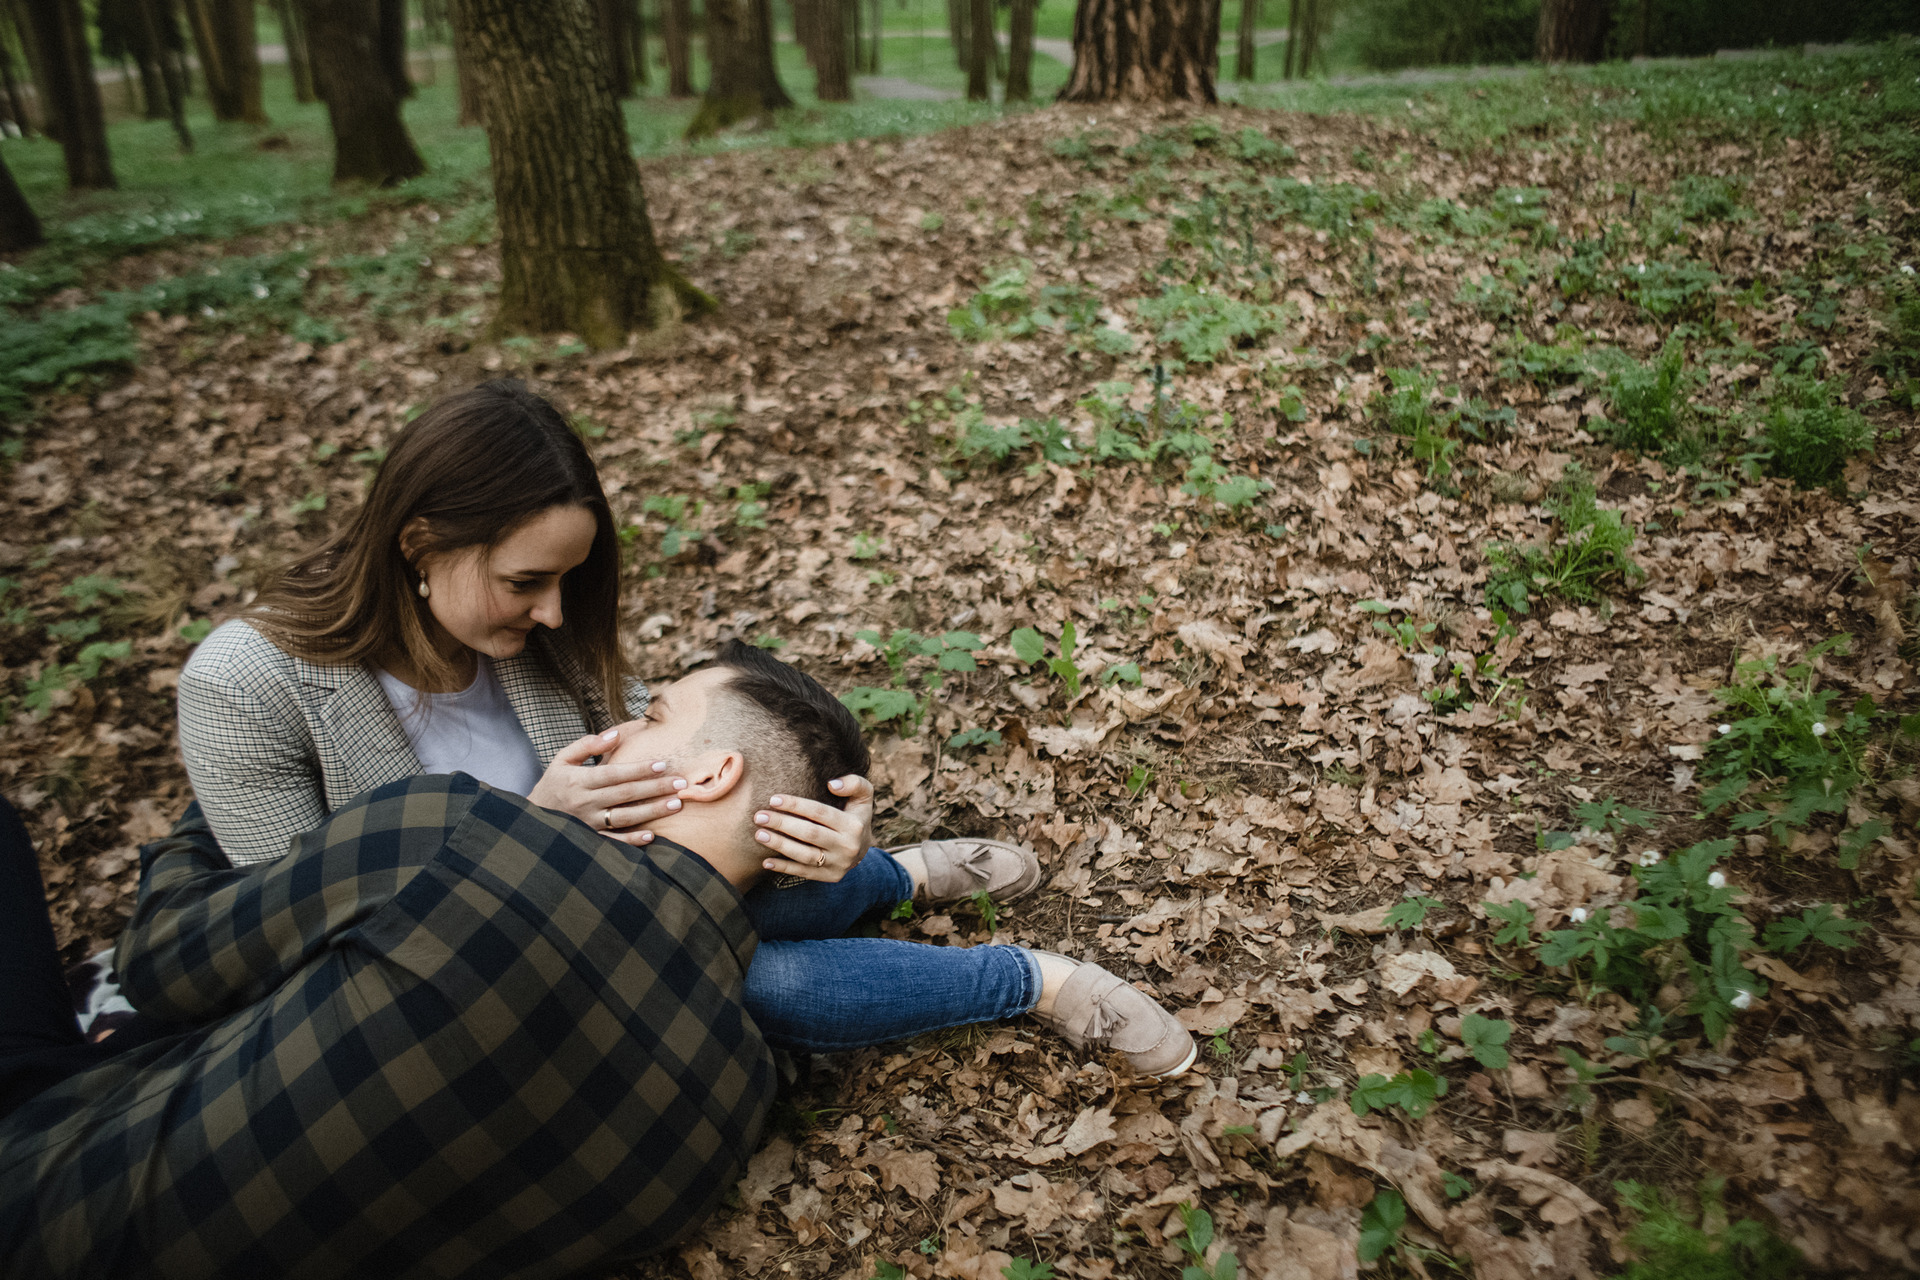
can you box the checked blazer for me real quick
[0,774,774,1280]
[178,618,649,866]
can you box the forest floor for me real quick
[4,42,1920,1280]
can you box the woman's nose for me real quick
[530,588,564,629]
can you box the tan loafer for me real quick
[1028,952,1197,1079]
[891,836,1043,904]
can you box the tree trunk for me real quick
[807,0,847,99]
[300,0,425,183]
[1059,0,1217,103]
[449,0,702,347]
[660,0,691,95]
[867,0,879,72]
[377,0,412,97]
[450,3,484,122]
[629,0,646,85]
[271,0,317,100]
[134,0,194,148]
[1005,0,1032,100]
[686,0,788,137]
[0,29,34,135]
[1234,0,1256,79]
[22,0,114,187]
[1536,0,1611,63]
[964,0,989,99]
[945,0,965,70]
[595,0,632,95]
[209,0,266,121]
[0,144,42,250]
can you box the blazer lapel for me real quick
[312,661,421,796]
[497,638,591,765]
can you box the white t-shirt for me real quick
[375,656,544,798]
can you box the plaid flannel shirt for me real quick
[177,619,649,866]
[0,774,773,1280]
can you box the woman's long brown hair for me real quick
[247,380,629,727]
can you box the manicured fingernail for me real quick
[602,728,619,741]
[830,778,845,790]
[754,812,769,824]
[770,796,786,807]
[671,778,687,791]
[666,798,681,811]
[764,860,778,869]
[756,830,772,843]
[651,761,668,772]
[637,832,653,843]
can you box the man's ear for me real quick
[677,750,746,804]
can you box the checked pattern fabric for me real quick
[0,774,773,1280]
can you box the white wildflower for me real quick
[1811,721,1828,737]
[1904,263,1917,275]
[1569,907,1590,923]
[1730,989,1753,1011]
[1707,871,1728,889]
[1295,1091,1313,1105]
[1638,850,1663,867]
[1718,724,1732,735]
[251,283,270,299]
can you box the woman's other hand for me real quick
[748,774,877,883]
[529,729,687,846]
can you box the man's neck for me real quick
[637,811,763,893]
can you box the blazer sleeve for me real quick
[176,621,329,866]
[113,799,418,1022]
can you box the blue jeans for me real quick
[738,849,1041,1052]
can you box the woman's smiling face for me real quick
[413,504,597,662]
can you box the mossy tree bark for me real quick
[1234,0,1257,79]
[451,0,706,347]
[686,0,789,138]
[21,0,115,188]
[1060,0,1219,103]
[0,146,43,250]
[594,0,634,95]
[1005,0,1034,100]
[661,0,694,96]
[300,0,426,185]
[1536,0,1612,62]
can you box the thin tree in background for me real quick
[946,0,966,70]
[0,21,35,134]
[1235,0,1258,79]
[1282,0,1322,78]
[660,0,692,95]
[270,0,317,100]
[183,0,267,122]
[1060,0,1219,102]
[21,0,114,187]
[377,0,412,97]
[0,145,42,249]
[806,0,849,99]
[687,0,789,137]
[451,0,485,122]
[300,0,425,183]
[964,0,990,99]
[98,0,164,119]
[450,0,705,346]
[629,0,647,87]
[1537,0,1612,62]
[595,0,633,95]
[1005,0,1034,99]
[132,0,193,148]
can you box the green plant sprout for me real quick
[1385,895,1444,930]
[1460,1013,1514,1069]
[1011,622,1083,699]
[1349,1069,1448,1119]
[1173,1203,1239,1280]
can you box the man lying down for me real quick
[0,643,835,1279]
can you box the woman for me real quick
[164,381,1194,1077]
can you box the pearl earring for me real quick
[417,575,430,599]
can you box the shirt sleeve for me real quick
[176,623,329,866]
[113,801,416,1023]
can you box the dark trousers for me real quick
[0,796,163,1119]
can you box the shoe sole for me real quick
[1147,1038,1199,1080]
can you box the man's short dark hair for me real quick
[707,640,870,809]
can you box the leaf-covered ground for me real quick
[5,46,1920,1280]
